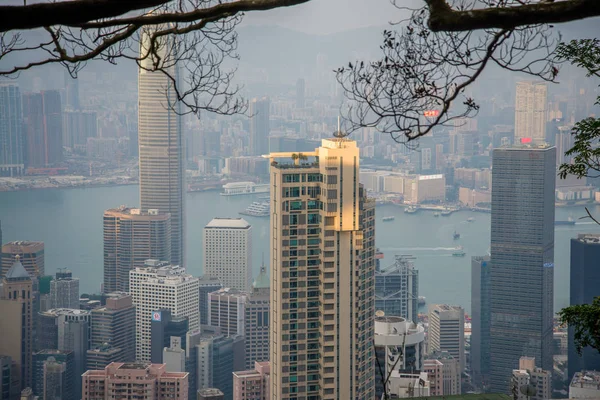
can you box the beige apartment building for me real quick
[1,241,45,278]
[267,137,376,400]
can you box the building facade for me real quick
[428,304,465,373]
[510,357,551,400]
[244,267,270,369]
[22,90,63,168]
[103,206,172,293]
[150,309,189,364]
[425,351,461,396]
[55,308,91,398]
[203,218,252,293]
[32,349,75,400]
[375,255,419,323]
[249,98,270,156]
[569,370,600,399]
[1,241,45,279]
[138,32,185,268]
[490,146,556,393]
[130,260,199,362]
[233,361,270,400]
[198,276,222,326]
[49,270,79,309]
[0,82,24,177]
[196,335,235,400]
[208,288,247,337]
[471,255,491,390]
[268,137,376,400]
[514,81,548,144]
[82,362,189,400]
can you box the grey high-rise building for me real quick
[568,234,600,380]
[138,31,185,267]
[63,110,97,150]
[244,266,270,369]
[428,304,465,373]
[150,308,189,364]
[471,255,491,390]
[64,71,80,111]
[296,78,305,109]
[489,145,556,393]
[249,97,270,156]
[198,276,222,326]
[22,90,63,168]
[32,349,75,400]
[0,82,24,177]
[375,255,419,323]
[196,334,235,400]
[53,309,90,398]
[49,270,79,309]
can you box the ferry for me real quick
[452,246,466,257]
[433,212,440,217]
[467,217,475,222]
[239,201,270,217]
[382,216,395,222]
[404,206,418,214]
[441,209,452,216]
[555,217,576,226]
[453,231,460,240]
[221,182,270,196]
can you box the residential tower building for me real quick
[514,81,548,144]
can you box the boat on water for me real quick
[555,217,576,226]
[382,216,395,222]
[221,181,270,196]
[467,217,475,222]
[433,212,440,217]
[404,206,418,214]
[441,209,452,216]
[452,246,466,257]
[418,296,426,306]
[239,201,270,217]
[453,231,460,240]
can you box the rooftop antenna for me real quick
[333,115,348,140]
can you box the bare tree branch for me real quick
[425,0,600,32]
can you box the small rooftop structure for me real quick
[5,255,31,280]
[204,217,251,229]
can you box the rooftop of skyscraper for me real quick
[205,217,251,229]
[575,233,600,244]
[209,287,247,298]
[570,370,600,389]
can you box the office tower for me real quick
[233,361,270,400]
[196,335,234,400]
[425,351,461,396]
[249,97,270,156]
[198,276,222,326]
[64,71,80,110]
[49,269,79,309]
[569,234,600,380]
[32,349,75,400]
[63,110,97,150]
[428,304,465,373]
[1,355,18,400]
[163,337,186,373]
[471,255,491,390]
[151,309,189,364]
[510,356,551,400]
[569,370,600,399]
[1,241,44,279]
[208,288,246,337]
[138,31,185,268]
[89,292,136,367]
[490,146,556,393]
[268,137,376,400]
[375,255,419,323]
[198,388,225,400]
[55,309,90,398]
[514,81,548,144]
[555,125,575,168]
[203,218,252,292]
[244,267,270,369]
[22,90,63,168]
[374,315,426,399]
[103,206,172,293]
[82,362,189,400]
[0,82,24,177]
[0,257,33,390]
[130,260,199,361]
[296,79,305,109]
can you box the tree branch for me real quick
[425,0,600,32]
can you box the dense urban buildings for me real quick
[1,241,45,278]
[568,234,600,380]
[198,388,225,400]
[249,97,270,156]
[62,109,97,150]
[374,315,425,399]
[130,260,199,361]
[196,334,235,400]
[471,255,491,390]
[81,362,189,400]
[569,370,600,399]
[54,308,91,397]
[208,288,247,337]
[375,255,419,323]
[510,356,551,400]
[203,218,252,292]
[32,349,75,400]
[514,81,548,144]
[22,90,63,168]
[233,361,271,400]
[490,145,556,393]
[103,206,172,293]
[0,257,33,390]
[0,82,24,177]
[268,137,376,399]
[428,304,465,373]
[49,269,79,309]
[424,351,461,396]
[138,32,185,268]
[150,309,189,364]
[244,266,270,369]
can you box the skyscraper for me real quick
[471,255,491,390]
[514,81,548,144]
[103,206,171,293]
[150,309,189,364]
[0,82,24,177]
[0,257,33,390]
[22,90,63,168]
[63,110,97,150]
[268,137,376,399]
[203,218,252,292]
[233,361,271,400]
[249,98,270,156]
[138,31,185,267]
[89,292,136,366]
[196,334,235,400]
[490,145,556,393]
[49,269,79,309]
[32,349,75,400]
[296,79,305,109]
[428,304,465,373]
[1,241,45,279]
[568,234,600,380]
[244,266,270,369]
[198,276,222,326]
[64,71,80,111]
[208,288,247,337]
[130,260,199,361]
[56,309,91,398]
[375,254,419,323]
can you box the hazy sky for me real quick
[242,0,412,35]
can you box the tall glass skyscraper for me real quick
[471,255,491,390]
[0,82,24,177]
[375,255,418,323]
[489,145,556,393]
[138,30,185,267]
